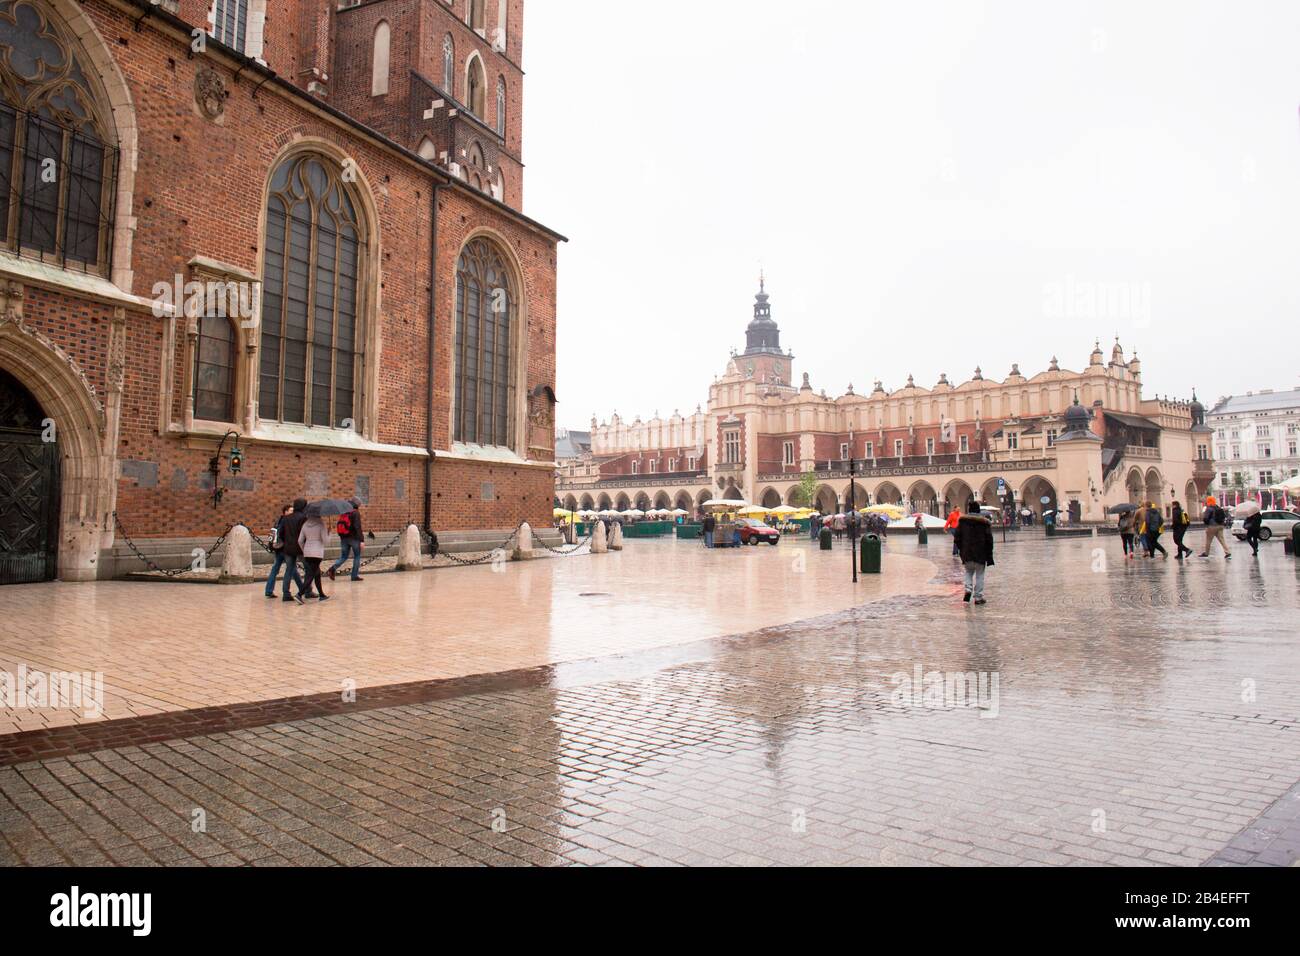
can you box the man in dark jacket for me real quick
[264,503,295,598]
[1170,500,1193,559]
[953,500,994,605]
[702,512,717,548]
[280,498,312,602]
[1242,510,1263,556]
[328,496,365,582]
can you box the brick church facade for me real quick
[0,0,562,582]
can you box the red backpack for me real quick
[336,512,353,537]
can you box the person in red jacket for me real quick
[945,507,962,556]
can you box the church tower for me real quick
[737,275,794,386]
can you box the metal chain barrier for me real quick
[113,511,242,577]
[358,528,407,569]
[115,513,597,577]
[533,523,596,555]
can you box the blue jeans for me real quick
[265,551,288,595]
[282,556,306,597]
[704,531,714,548]
[331,539,362,579]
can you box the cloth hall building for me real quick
[556,284,1215,524]
[0,0,563,583]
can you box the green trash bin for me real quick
[819,526,833,550]
[860,533,881,573]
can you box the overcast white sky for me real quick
[522,0,1300,429]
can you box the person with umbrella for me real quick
[1115,504,1137,559]
[278,498,312,602]
[299,499,353,600]
[1239,502,1264,556]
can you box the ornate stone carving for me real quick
[0,280,25,325]
[195,67,228,121]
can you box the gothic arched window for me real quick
[495,76,506,136]
[466,54,485,116]
[442,35,454,93]
[371,20,390,96]
[454,237,516,448]
[0,0,116,274]
[259,153,367,428]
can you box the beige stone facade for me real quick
[557,285,1215,523]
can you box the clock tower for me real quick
[739,275,793,386]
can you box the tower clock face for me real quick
[746,364,754,377]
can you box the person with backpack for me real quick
[279,498,313,602]
[1143,502,1168,559]
[328,497,365,582]
[264,503,295,598]
[953,499,995,605]
[1170,499,1193,559]
[1199,495,1232,559]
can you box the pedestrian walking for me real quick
[1199,496,1232,559]
[1117,508,1136,559]
[833,512,846,540]
[810,512,821,541]
[1170,500,1193,559]
[264,503,294,598]
[702,512,716,548]
[945,507,961,556]
[328,497,365,582]
[953,500,994,605]
[1143,502,1168,559]
[297,513,330,601]
[1243,510,1263,556]
[279,498,311,603]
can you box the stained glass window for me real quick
[259,154,365,428]
[0,0,114,273]
[454,238,515,447]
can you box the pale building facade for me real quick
[1206,388,1300,501]
[556,284,1214,523]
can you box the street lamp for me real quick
[209,430,244,508]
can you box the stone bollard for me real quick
[397,524,423,570]
[513,521,535,560]
[564,522,575,545]
[609,521,624,551]
[591,520,608,554]
[218,524,254,582]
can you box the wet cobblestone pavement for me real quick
[1,535,1297,866]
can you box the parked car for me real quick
[737,518,780,545]
[1232,510,1300,541]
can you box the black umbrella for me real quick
[1107,503,1138,514]
[306,498,354,517]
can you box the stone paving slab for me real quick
[0,538,939,733]
[1,537,1296,867]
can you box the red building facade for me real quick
[0,0,562,582]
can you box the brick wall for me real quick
[4,1,560,548]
